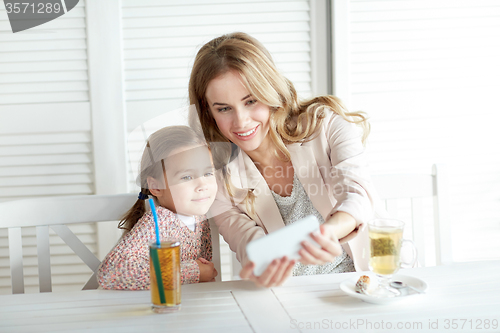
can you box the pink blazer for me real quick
[210,111,378,271]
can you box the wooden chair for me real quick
[208,218,222,282]
[0,194,137,294]
[371,164,453,266]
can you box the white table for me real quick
[1,261,499,333]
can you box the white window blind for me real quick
[346,0,500,263]
[122,0,312,132]
[0,4,92,198]
[0,1,98,294]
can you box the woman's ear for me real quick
[147,177,161,196]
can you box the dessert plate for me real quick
[340,273,428,305]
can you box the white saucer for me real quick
[340,273,428,305]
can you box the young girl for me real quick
[97,126,219,290]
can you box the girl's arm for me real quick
[199,218,213,262]
[97,239,202,287]
[97,229,203,286]
[97,227,150,290]
[179,218,216,284]
[180,260,200,284]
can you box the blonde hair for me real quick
[188,32,369,215]
[119,126,207,232]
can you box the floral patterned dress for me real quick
[97,206,212,290]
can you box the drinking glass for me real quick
[368,218,417,298]
[149,240,181,313]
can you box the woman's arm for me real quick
[299,112,375,265]
[324,113,375,237]
[325,211,357,240]
[239,256,296,287]
[210,188,266,267]
[299,212,354,265]
[211,183,296,287]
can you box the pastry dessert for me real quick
[355,275,370,294]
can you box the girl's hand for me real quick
[196,259,218,282]
[239,256,295,288]
[197,257,210,265]
[298,224,343,265]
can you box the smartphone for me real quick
[246,215,321,276]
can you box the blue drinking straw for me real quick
[149,198,161,247]
[148,198,166,305]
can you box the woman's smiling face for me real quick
[205,70,271,154]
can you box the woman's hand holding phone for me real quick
[239,257,296,288]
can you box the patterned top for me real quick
[270,173,355,276]
[97,205,212,290]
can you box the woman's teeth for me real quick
[237,127,256,137]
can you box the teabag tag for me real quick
[246,215,321,276]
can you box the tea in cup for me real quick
[368,219,417,297]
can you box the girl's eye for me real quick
[246,99,257,106]
[181,175,192,181]
[204,172,214,177]
[218,106,230,113]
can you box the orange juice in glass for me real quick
[149,240,181,313]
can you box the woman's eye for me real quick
[246,99,257,106]
[181,175,192,181]
[204,172,214,177]
[218,107,229,113]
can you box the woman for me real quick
[189,32,377,287]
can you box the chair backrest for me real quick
[0,194,137,294]
[208,218,222,282]
[371,164,452,266]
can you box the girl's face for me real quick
[150,145,217,216]
[205,70,271,154]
